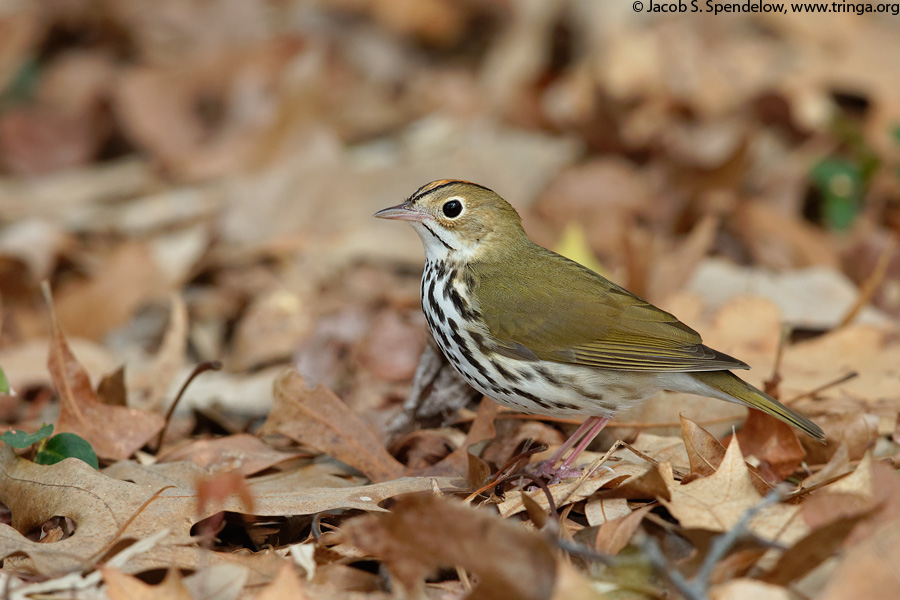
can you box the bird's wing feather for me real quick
[470,245,748,372]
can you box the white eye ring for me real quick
[442,197,465,219]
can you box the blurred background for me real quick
[0,0,898,431]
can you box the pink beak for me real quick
[373,201,427,222]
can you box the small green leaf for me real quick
[34,433,99,470]
[1,423,53,449]
[810,159,862,231]
[0,366,8,394]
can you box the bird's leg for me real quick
[558,416,610,472]
[534,416,610,480]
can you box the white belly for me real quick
[420,260,666,418]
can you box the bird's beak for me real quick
[373,201,427,222]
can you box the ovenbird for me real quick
[375,180,825,478]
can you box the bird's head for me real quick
[374,180,526,262]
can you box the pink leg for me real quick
[534,416,611,480]
[559,416,610,471]
[540,417,600,468]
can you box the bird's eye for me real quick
[442,199,463,219]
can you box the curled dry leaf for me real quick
[339,494,557,600]
[47,286,165,461]
[258,369,406,483]
[734,409,805,482]
[680,415,771,494]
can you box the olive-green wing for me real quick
[470,246,747,372]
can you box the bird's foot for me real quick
[533,460,615,485]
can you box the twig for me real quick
[642,486,788,600]
[838,236,896,327]
[153,361,222,452]
[492,472,558,516]
[764,323,792,397]
[786,371,858,404]
[694,487,785,586]
[556,538,613,565]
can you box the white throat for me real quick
[410,221,477,262]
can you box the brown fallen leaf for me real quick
[54,242,169,341]
[46,284,165,461]
[550,561,608,600]
[710,578,792,600]
[103,567,192,600]
[158,434,303,476]
[681,414,728,478]
[660,436,807,545]
[761,512,869,586]
[339,494,557,600]
[0,444,460,576]
[594,503,654,555]
[734,409,805,482]
[414,396,499,478]
[584,497,631,527]
[498,464,649,517]
[256,562,310,600]
[229,289,314,373]
[818,518,900,600]
[257,369,406,482]
[680,415,771,494]
[127,293,188,413]
[196,470,255,518]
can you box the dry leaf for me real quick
[735,409,805,482]
[818,519,900,600]
[183,563,249,600]
[594,503,654,555]
[0,444,459,576]
[415,397,499,478]
[103,567,192,600]
[340,494,556,600]
[159,434,302,476]
[661,436,807,545]
[54,243,168,340]
[47,287,165,461]
[256,562,310,600]
[258,369,406,482]
[584,497,631,527]
[230,289,313,372]
[127,293,188,413]
[710,578,791,600]
[680,415,771,494]
[498,464,648,517]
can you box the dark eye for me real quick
[442,199,463,218]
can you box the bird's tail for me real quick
[690,370,825,443]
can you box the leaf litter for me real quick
[0,2,899,599]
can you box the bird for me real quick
[374,180,825,479]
